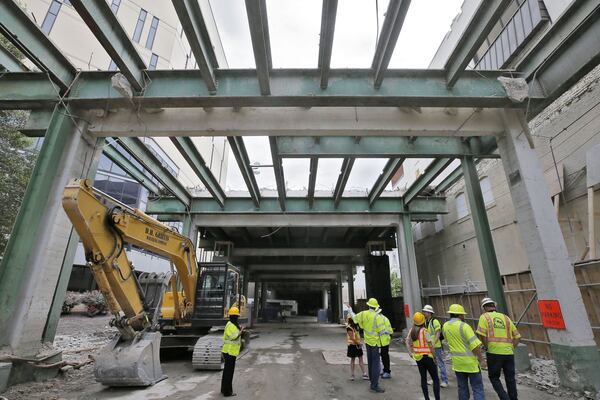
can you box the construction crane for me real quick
[62,179,248,386]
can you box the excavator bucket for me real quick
[94,332,166,386]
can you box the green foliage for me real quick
[390,271,402,297]
[0,32,26,63]
[0,110,36,257]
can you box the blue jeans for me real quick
[434,347,448,384]
[456,371,485,400]
[365,344,381,390]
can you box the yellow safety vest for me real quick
[427,318,442,349]
[222,321,242,357]
[476,311,520,355]
[412,327,433,361]
[380,316,393,347]
[442,318,482,373]
[353,309,386,347]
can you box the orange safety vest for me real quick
[412,327,433,360]
[347,326,361,345]
[483,313,513,344]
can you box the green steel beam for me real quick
[333,158,355,207]
[0,43,27,71]
[444,0,511,88]
[70,0,146,92]
[117,137,191,206]
[245,0,271,95]
[403,158,454,204]
[0,69,541,109]
[0,72,58,109]
[368,158,404,205]
[434,163,463,195]
[146,196,447,215]
[275,136,497,158]
[171,0,217,92]
[308,157,318,208]
[170,137,226,208]
[20,109,54,137]
[228,136,261,207]
[103,144,161,195]
[318,0,338,89]
[461,156,507,313]
[372,0,411,89]
[269,137,286,211]
[0,0,75,90]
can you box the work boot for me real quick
[370,387,385,393]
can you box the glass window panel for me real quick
[98,154,112,172]
[110,0,121,14]
[149,53,158,70]
[456,193,469,219]
[123,181,140,197]
[110,162,126,176]
[41,0,62,35]
[146,16,159,50]
[132,9,147,43]
[480,176,494,206]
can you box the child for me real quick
[346,315,368,381]
[406,312,440,400]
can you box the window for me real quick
[62,0,72,6]
[41,0,62,35]
[145,16,159,49]
[456,193,469,219]
[132,9,147,43]
[149,53,158,70]
[480,177,494,206]
[110,0,121,13]
[108,59,118,71]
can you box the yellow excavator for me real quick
[62,179,248,386]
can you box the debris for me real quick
[498,76,529,103]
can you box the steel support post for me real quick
[347,266,355,310]
[396,214,422,328]
[252,281,260,327]
[461,156,507,313]
[498,109,600,391]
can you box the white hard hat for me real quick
[481,297,496,308]
[422,305,435,314]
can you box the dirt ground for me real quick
[2,315,560,400]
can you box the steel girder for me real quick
[102,144,161,195]
[318,0,338,89]
[333,158,355,208]
[70,0,146,92]
[308,158,318,208]
[369,158,404,205]
[269,137,286,211]
[245,0,271,95]
[0,44,27,71]
[227,136,261,207]
[403,158,454,204]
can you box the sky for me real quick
[206,0,465,192]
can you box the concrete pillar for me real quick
[347,266,355,310]
[0,107,103,358]
[337,273,344,323]
[396,214,422,328]
[252,281,260,326]
[322,288,329,309]
[498,109,600,391]
[260,282,268,321]
[330,283,337,323]
[461,156,508,313]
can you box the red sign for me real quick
[538,300,566,330]
[404,304,410,317]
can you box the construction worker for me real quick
[350,298,386,393]
[423,304,449,387]
[476,298,521,400]
[406,311,440,400]
[442,304,487,400]
[378,310,393,379]
[221,306,245,397]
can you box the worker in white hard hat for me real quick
[422,304,449,388]
[476,297,521,400]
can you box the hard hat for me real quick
[481,298,496,308]
[422,305,435,314]
[228,306,240,316]
[413,312,426,325]
[447,304,467,315]
[366,298,380,309]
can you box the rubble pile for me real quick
[517,358,596,399]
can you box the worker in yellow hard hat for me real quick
[221,306,245,397]
[406,312,440,400]
[442,304,486,400]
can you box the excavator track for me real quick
[192,333,224,370]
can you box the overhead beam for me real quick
[372,0,411,88]
[244,0,271,95]
[248,264,348,271]
[0,0,75,90]
[70,0,146,92]
[434,163,463,195]
[403,158,454,204]
[276,136,497,158]
[227,136,261,207]
[235,248,363,257]
[103,144,160,195]
[444,0,511,88]
[254,273,339,281]
[318,0,338,89]
[269,137,286,211]
[369,158,404,205]
[170,137,225,208]
[308,158,318,208]
[333,158,355,207]
[0,43,27,71]
[117,137,191,206]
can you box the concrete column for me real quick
[0,107,103,358]
[330,283,337,323]
[347,266,355,310]
[260,282,268,321]
[396,214,422,327]
[461,156,508,313]
[337,273,343,323]
[252,281,260,326]
[498,109,600,391]
[322,288,329,309]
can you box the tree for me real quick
[390,271,402,297]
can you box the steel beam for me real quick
[0,44,27,71]
[403,158,454,204]
[171,0,217,92]
[70,0,146,92]
[308,157,318,208]
[444,0,511,88]
[170,137,225,207]
[372,0,411,88]
[0,73,59,110]
[227,136,261,207]
[254,273,339,281]
[117,137,191,206]
[235,248,363,257]
[276,136,497,158]
[0,0,75,90]
[318,0,338,89]
[369,158,404,205]
[103,144,160,195]
[333,158,355,207]
[434,164,463,195]
[248,264,348,271]
[269,137,286,211]
[244,0,271,95]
